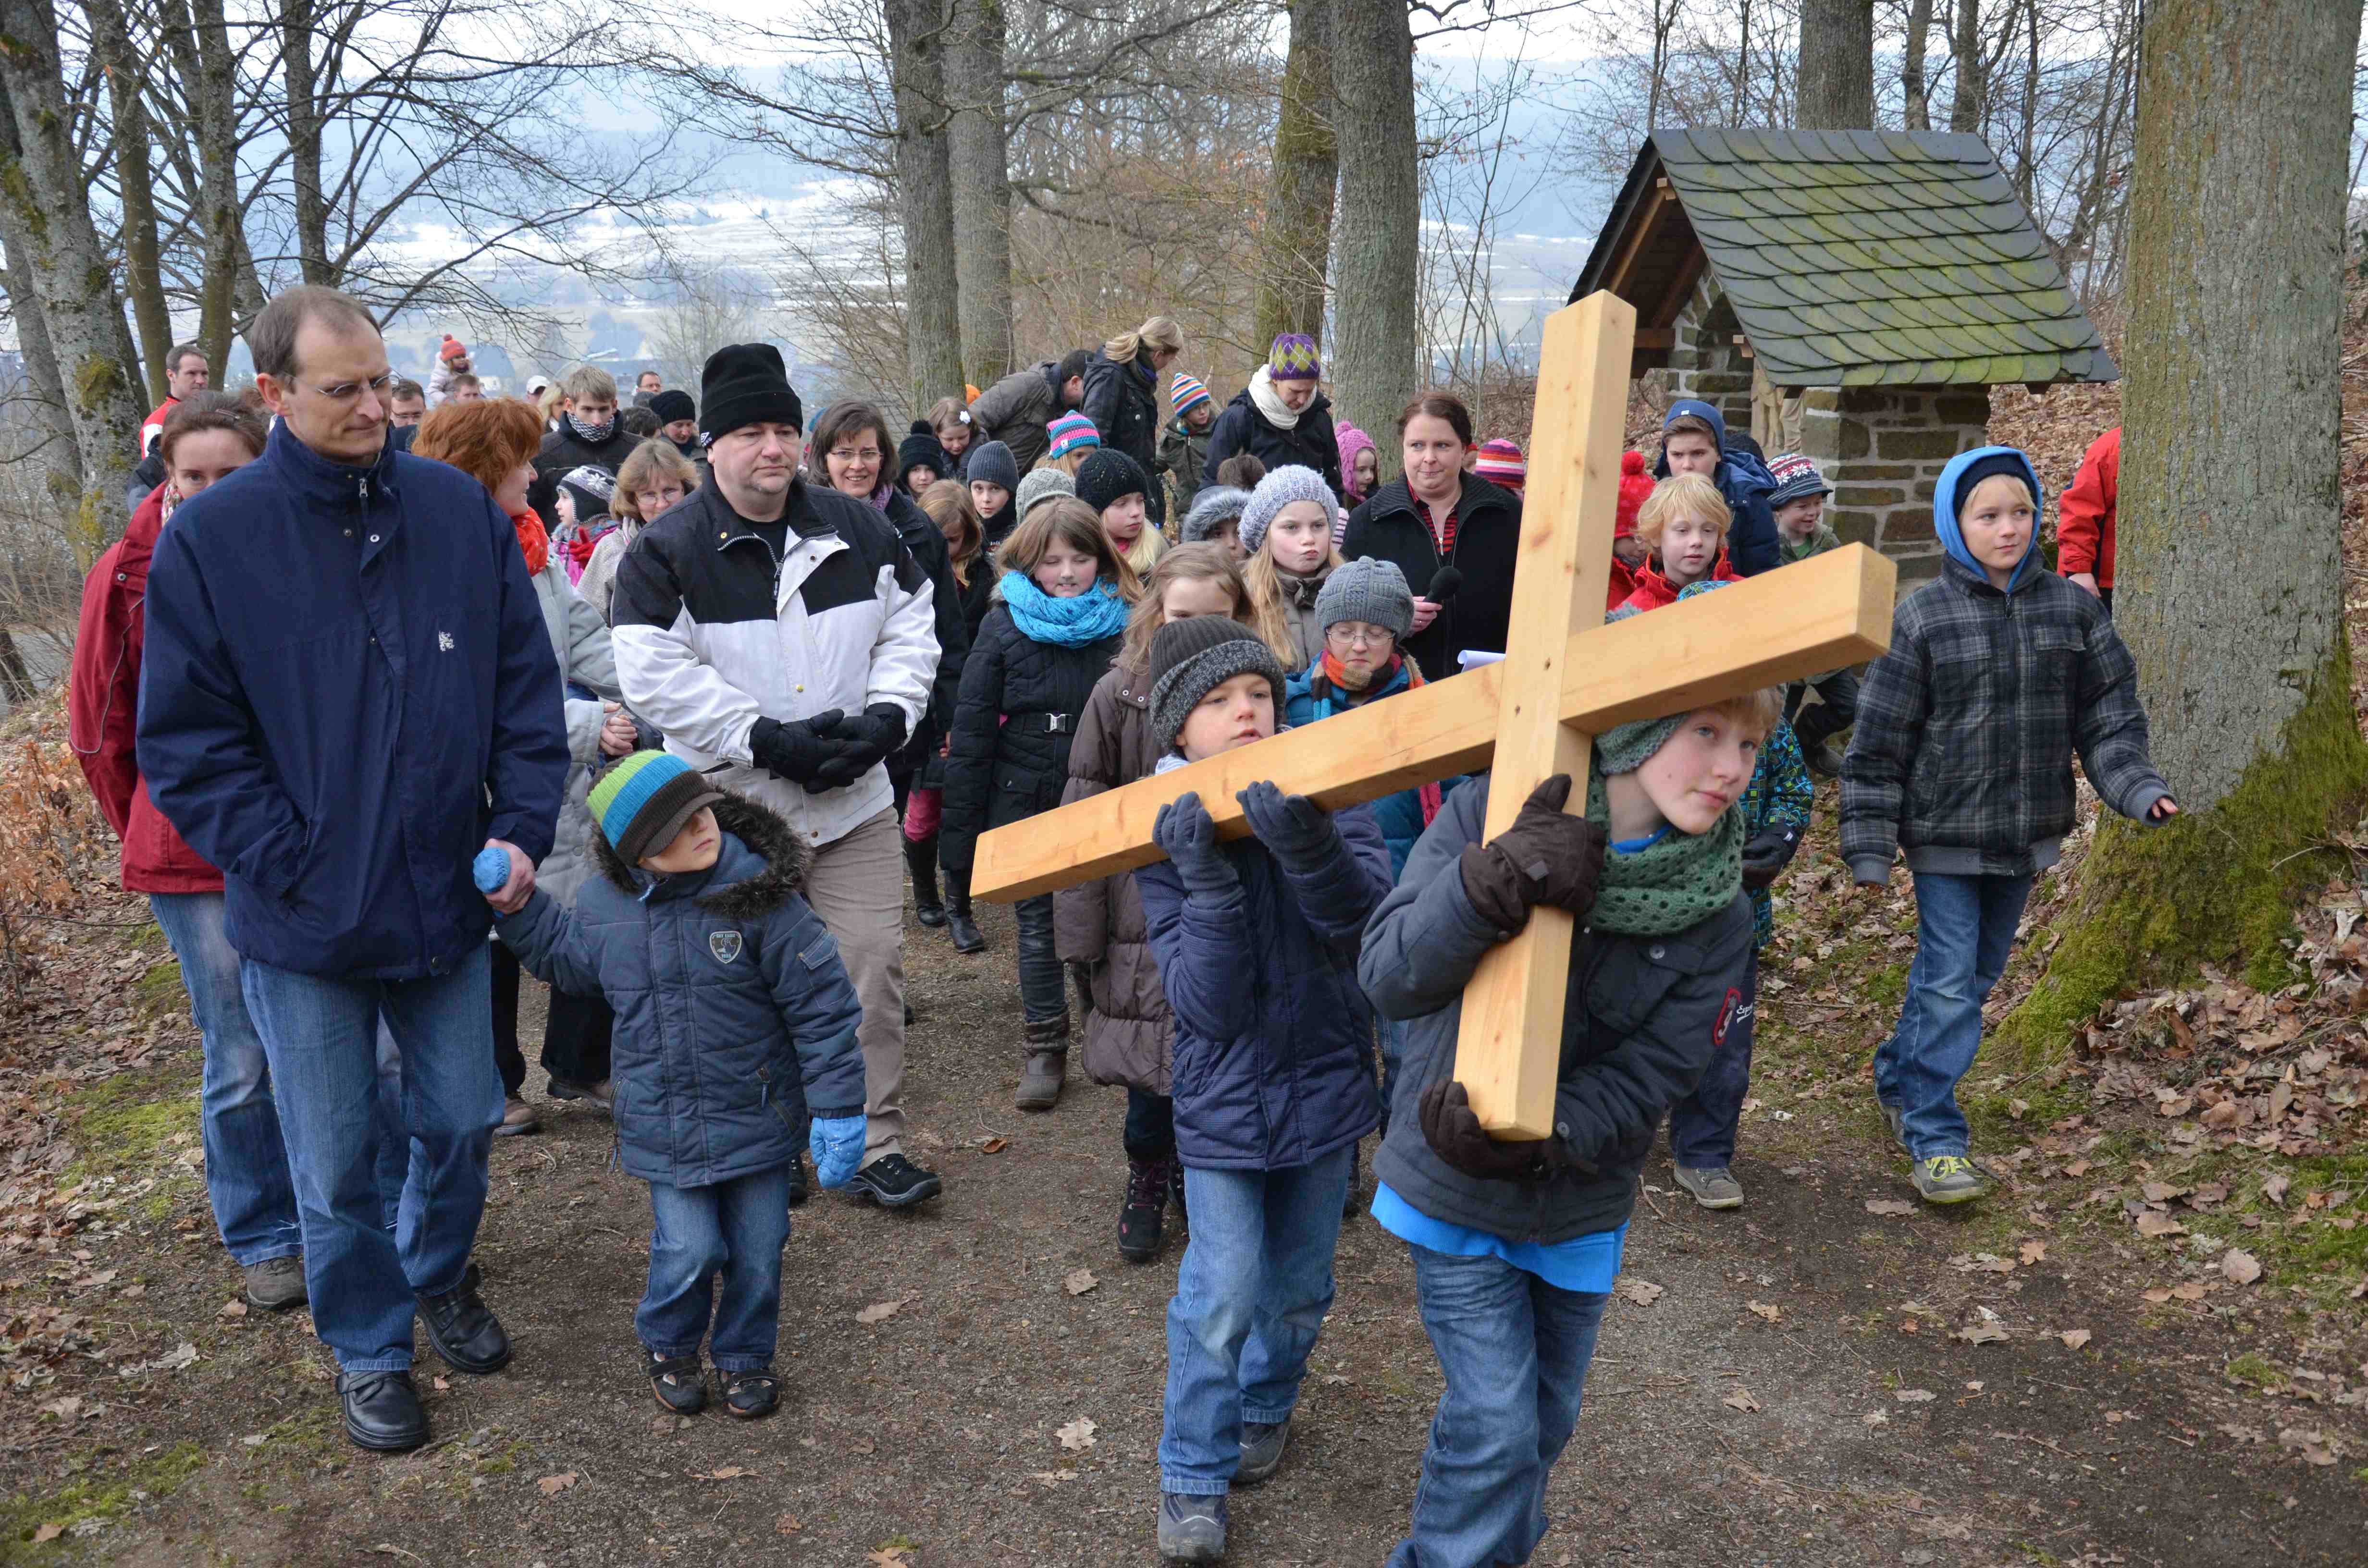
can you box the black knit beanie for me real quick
[1076,447,1148,514]
[700,343,802,441]
[649,388,695,425]
[898,421,950,488]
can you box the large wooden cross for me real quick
[971,293,1895,1138]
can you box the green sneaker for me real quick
[1912,1155,1989,1205]
[1673,1164,1744,1209]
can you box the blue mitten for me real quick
[472,845,513,894]
[809,1114,866,1190]
[1154,791,1237,903]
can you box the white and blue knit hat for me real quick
[1238,465,1339,556]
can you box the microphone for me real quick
[1424,566,1464,604]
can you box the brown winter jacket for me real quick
[1052,662,1173,1094]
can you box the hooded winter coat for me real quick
[1081,349,1168,532]
[1339,472,1523,676]
[1652,400,1781,576]
[528,420,644,531]
[936,599,1123,875]
[1200,381,1345,500]
[493,796,866,1189]
[971,358,1073,474]
[1613,549,1742,614]
[1053,663,1172,1091]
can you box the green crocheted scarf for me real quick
[1582,766,1744,936]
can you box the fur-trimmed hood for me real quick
[590,791,813,918]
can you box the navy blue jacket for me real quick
[1135,796,1392,1171]
[1653,399,1781,576]
[495,797,866,1189]
[137,423,568,979]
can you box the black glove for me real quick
[1740,824,1801,890]
[1153,791,1237,903]
[800,704,910,794]
[1236,780,1334,866]
[750,711,843,783]
[1457,774,1609,933]
[1418,1080,1575,1183]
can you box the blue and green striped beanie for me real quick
[588,750,726,864]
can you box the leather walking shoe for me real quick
[417,1262,511,1374]
[242,1254,308,1311]
[337,1369,429,1452]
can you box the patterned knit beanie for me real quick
[1046,411,1100,461]
[1075,448,1148,514]
[589,750,727,865]
[1171,372,1213,418]
[1594,713,1687,776]
[1238,464,1340,556]
[1016,465,1074,518]
[1314,557,1413,640]
[1766,452,1832,507]
[1147,616,1288,754]
[1268,333,1321,383]
[1179,485,1251,544]
[1474,439,1525,488]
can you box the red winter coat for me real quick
[2057,426,2118,590]
[69,487,222,894]
[1606,557,1637,613]
[1616,549,1740,615]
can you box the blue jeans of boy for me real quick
[1666,952,1759,1167]
[1387,1246,1610,1568]
[1159,1147,1354,1495]
[240,945,500,1372]
[639,1164,795,1372]
[1876,870,2036,1159]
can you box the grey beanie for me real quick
[1016,465,1075,518]
[967,439,1020,494]
[1180,485,1252,545]
[1147,616,1288,754]
[1238,464,1341,556]
[1313,556,1413,641]
[1595,713,1687,775]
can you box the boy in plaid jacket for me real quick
[1841,447,2177,1206]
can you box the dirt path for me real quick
[4,887,2363,1567]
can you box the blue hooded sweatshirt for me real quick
[1652,399,1780,576]
[1932,446,2046,590]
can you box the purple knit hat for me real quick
[1268,333,1321,382]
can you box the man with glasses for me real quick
[136,285,568,1454]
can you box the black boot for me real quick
[1118,1156,1170,1263]
[943,868,986,954]
[905,834,946,928]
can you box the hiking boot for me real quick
[1118,1157,1170,1263]
[1157,1491,1227,1562]
[337,1369,429,1453]
[242,1254,308,1311]
[494,1096,540,1137]
[721,1368,780,1419]
[1673,1164,1745,1209]
[906,835,947,928]
[417,1262,512,1375]
[1802,740,1844,778]
[1236,1418,1290,1485]
[646,1348,705,1415]
[850,1152,943,1210]
[1016,1017,1069,1111]
[547,1077,612,1112]
[785,1151,811,1209]
[943,870,986,954]
[1912,1155,1990,1205]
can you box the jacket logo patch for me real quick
[708,930,743,966]
[1712,987,1741,1049]
[437,630,455,652]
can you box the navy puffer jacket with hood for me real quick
[1653,399,1781,576]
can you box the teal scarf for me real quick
[1583,765,1743,936]
[1000,570,1129,647]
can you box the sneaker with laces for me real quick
[849,1152,943,1210]
[242,1254,308,1311]
[1236,1418,1289,1485]
[1912,1154,1990,1204]
[1157,1491,1227,1562]
[1118,1157,1169,1263]
[1673,1164,1745,1209]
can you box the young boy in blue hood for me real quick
[1653,400,1780,576]
[1841,448,2179,1205]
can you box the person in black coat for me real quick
[1199,333,1344,501]
[1081,316,1183,537]
[900,478,998,934]
[529,367,644,528]
[1339,391,1521,678]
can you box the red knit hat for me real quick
[440,334,469,365]
[1614,450,1653,538]
[1473,438,1525,487]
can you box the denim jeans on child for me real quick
[241,944,501,1372]
[639,1163,795,1372]
[1876,870,2036,1159]
[1013,893,1064,1024]
[1159,1146,1354,1495]
[1666,952,1759,1168]
[1386,1245,1610,1568]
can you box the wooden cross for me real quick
[971,294,1895,1138]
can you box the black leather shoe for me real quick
[417,1262,512,1375]
[785,1152,810,1210]
[337,1369,429,1452]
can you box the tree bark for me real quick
[1328,0,1419,445]
[946,0,1013,391]
[0,0,144,546]
[1795,0,1875,128]
[1254,0,1336,351]
[2003,0,2368,1049]
[1900,0,1935,131]
[279,0,332,283]
[1948,0,1985,133]
[87,0,172,400]
[885,0,965,417]
[158,0,249,370]
[0,83,79,488]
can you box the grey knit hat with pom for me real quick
[1179,485,1252,545]
[1313,556,1413,641]
[1015,465,1074,519]
[1147,615,1288,754]
[1237,465,1340,556]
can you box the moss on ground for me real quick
[0,1443,206,1556]
[62,1066,200,1188]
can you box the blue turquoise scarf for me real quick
[1000,570,1129,647]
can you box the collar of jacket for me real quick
[1937,552,2038,600]
[264,418,396,508]
[699,474,834,552]
[1370,471,1511,524]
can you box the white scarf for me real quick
[1247,365,1303,430]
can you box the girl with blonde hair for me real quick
[1237,465,1345,673]
[1082,314,1184,535]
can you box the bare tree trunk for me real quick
[1731,0,1754,123]
[1329,0,1419,441]
[1254,0,1336,350]
[1949,0,1984,133]
[88,0,171,400]
[0,0,144,543]
[279,0,332,283]
[2005,0,2368,1047]
[946,0,1012,391]
[1796,0,1874,127]
[885,0,965,416]
[0,90,81,488]
[1900,0,1935,131]
[158,0,248,370]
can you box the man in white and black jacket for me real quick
[611,343,946,1209]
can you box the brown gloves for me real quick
[1418,1081,1579,1184]
[1458,774,1609,933]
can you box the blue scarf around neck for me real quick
[1000,569,1129,647]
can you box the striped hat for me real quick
[1171,372,1213,418]
[1268,333,1321,382]
[1474,439,1525,488]
[588,750,727,866]
[1047,411,1100,461]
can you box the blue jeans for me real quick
[1387,1246,1610,1568]
[241,944,501,1372]
[1875,870,2035,1159]
[1159,1147,1354,1494]
[639,1164,794,1371]
[1666,952,1758,1167]
[1014,893,1063,1024]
